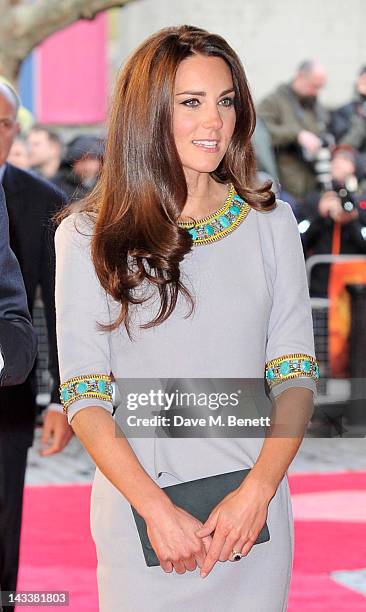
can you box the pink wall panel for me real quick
[37,13,107,124]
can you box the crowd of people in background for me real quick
[4,60,366,304]
[7,124,103,202]
[256,61,366,298]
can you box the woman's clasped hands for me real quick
[146,477,273,578]
[196,477,273,577]
[146,503,213,574]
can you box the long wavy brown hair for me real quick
[66,25,276,337]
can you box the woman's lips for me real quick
[192,139,219,153]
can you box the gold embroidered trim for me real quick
[265,353,319,390]
[59,374,113,414]
[177,184,251,246]
[177,184,236,227]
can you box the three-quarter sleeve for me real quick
[263,201,319,399]
[55,214,114,423]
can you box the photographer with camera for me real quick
[258,60,331,200]
[298,145,366,297]
[330,65,366,160]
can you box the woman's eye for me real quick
[180,97,235,108]
[181,98,200,107]
[219,97,235,107]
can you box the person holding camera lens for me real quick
[258,60,332,200]
[298,145,366,297]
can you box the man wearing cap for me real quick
[52,135,103,201]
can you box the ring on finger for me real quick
[231,549,244,562]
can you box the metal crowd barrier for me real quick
[33,288,51,408]
[306,254,366,407]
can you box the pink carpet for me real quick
[17,484,98,611]
[288,471,366,611]
[17,472,366,611]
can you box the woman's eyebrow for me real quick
[175,88,235,96]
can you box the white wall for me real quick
[112,0,366,108]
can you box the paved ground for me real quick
[25,426,366,485]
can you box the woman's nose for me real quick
[201,103,223,130]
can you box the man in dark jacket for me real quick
[0,185,37,387]
[1,184,38,610]
[258,61,331,200]
[0,82,73,605]
[27,124,63,180]
[299,146,366,297]
[330,65,366,163]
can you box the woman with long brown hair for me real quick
[55,25,319,610]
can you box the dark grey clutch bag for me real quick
[131,468,270,567]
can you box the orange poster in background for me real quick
[328,260,366,377]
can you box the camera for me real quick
[302,134,335,191]
[335,176,359,212]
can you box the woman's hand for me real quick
[195,477,274,578]
[145,503,213,574]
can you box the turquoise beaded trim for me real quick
[265,353,319,390]
[59,374,113,414]
[177,184,251,245]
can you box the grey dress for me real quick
[55,194,318,612]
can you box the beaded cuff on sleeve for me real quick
[265,353,319,390]
[59,374,113,415]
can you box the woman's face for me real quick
[173,54,236,178]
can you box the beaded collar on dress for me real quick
[177,184,251,245]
